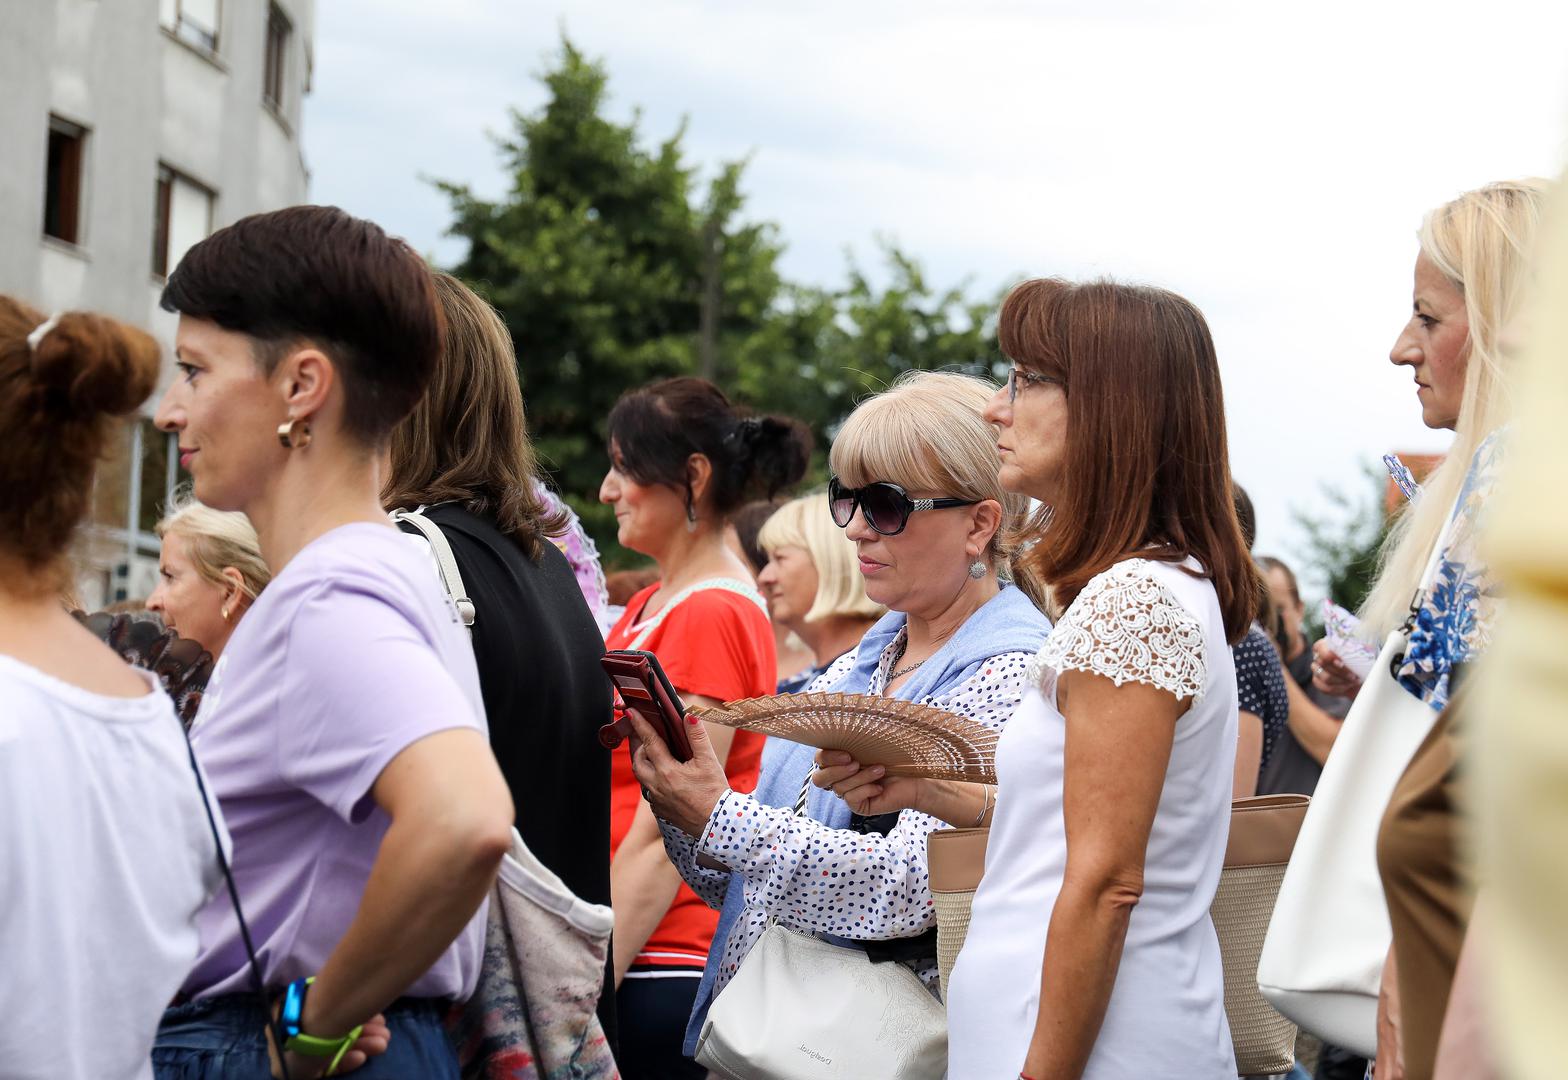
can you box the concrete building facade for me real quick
[0,0,313,605]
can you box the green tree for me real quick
[1290,461,1393,635]
[439,39,1003,560]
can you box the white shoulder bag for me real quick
[1256,534,1449,1057]
[694,774,947,1079]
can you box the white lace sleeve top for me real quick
[946,558,1240,1079]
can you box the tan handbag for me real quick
[927,794,1311,1076]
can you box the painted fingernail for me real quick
[687,713,700,725]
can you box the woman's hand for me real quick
[1312,639,1364,700]
[626,709,731,837]
[812,750,929,817]
[266,1008,391,1079]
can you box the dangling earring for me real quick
[685,498,699,534]
[968,558,986,580]
[277,418,312,450]
[220,605,232,622]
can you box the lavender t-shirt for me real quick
[181,522,488,1000]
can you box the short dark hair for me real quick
[161,205,441,443]
[607,377,811,520]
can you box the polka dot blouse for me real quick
[1234,623,1289,773]
[658,632,1035,998]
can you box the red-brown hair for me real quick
[1000,278,1260,643]
[0,295,162,595]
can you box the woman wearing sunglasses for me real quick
[627,370,1051,1065]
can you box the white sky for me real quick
[304,0,1568,594]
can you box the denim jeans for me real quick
[152,993,459,1079]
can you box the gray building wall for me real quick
[0,0,314,605]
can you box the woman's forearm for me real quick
[915,779,994,828]
[611,833,684,985]
[1022,877,1137,1078]
[307,806,509,1036]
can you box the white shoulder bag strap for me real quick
[391,506,476,632]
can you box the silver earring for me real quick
[685,498,698,533]
[968,559,986,580]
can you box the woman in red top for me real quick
[599,377,810,1078]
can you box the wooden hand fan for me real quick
[689,692,998,784]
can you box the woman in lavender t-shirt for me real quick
[149,207,515,1080]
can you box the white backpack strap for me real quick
[391,507,476,629]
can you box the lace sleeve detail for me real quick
[1030,559,1207,701]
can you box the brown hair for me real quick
[1000,278,1260,642]
[0,296,161,595]
[383,272,563,559]
[607,377,811,521]
[160,205,442,444]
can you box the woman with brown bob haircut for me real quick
[833,278,1256,1078]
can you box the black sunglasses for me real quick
[828,477,979,536]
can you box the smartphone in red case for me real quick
[599,649,694,762]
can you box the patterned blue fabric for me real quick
[1233,624,1289,771]
[1395,431,1506,712]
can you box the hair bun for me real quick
[733,412,812,500]
[29,311,161,417]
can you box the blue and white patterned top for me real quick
[1395,430,1506,712]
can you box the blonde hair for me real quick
[156,490,271,604]
[829,371,1041,603]
[758,493,886,624]
[1361,178,1549,635]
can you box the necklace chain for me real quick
[885,638,927,685]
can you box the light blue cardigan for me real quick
[681,583,1050,1056]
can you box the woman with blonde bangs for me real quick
[626,371,1050,1065]
[756,492,885,693]
[146,492,270,659]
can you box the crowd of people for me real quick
[0,172,1560,1080]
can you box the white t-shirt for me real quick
[946,558,1239,1078]
[0,653,225,1080]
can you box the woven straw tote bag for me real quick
[927,794,1310,1075]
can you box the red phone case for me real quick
[599,650,694,762]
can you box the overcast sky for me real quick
[304,0,1568,593]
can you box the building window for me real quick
[160,0,221,53]
[264,4,291,111]
[44,116,87,245]
[152,165,215,278]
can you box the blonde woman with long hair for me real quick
[1288,180,1547,1080]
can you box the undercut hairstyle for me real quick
[160,205,442,444]
[1000,278,1261,643]
[384,272,565,559]
[606,377,811,522]
[759,492,886,625]
[0,295,161,595]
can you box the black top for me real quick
[396,504,615,1034]
[1234,624,1289,775]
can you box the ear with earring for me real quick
[277,417,312,450]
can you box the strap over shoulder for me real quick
[391,506,476,631]
[1029,558,1206,702]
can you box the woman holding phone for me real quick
[628,372,1050,1066]
[598,376,810,1079]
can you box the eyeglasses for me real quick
[1006,366,1061,403]
[828,477,979,536]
